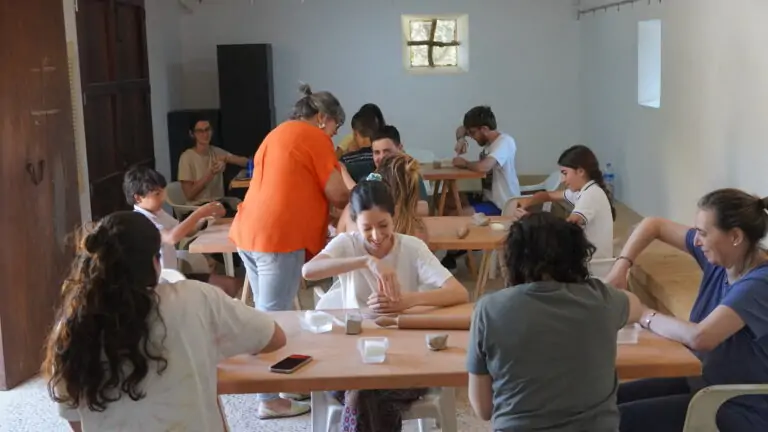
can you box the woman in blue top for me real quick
[605,188,768,432]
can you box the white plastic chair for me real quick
[518,171,562,212]
[165,181,200,219]
[519,170,562,194]
[160,268,186,283]
[311,387,457,432]
[314,285,344,310]
[683,385,768,432]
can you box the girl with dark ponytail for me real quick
[518,145,615,259]
[43,211,286,431]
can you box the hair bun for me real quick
[760,197,768,211]
[298,82,313,97]
[84,226,110,255]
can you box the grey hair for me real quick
[291,83,345,125]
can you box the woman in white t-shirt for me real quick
[518,145,615,259]
[43,211,287,432]
[302,180,467,432]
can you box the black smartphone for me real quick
[269,354,313,374]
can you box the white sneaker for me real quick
[279,392,310,401]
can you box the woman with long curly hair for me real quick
[467,212,645,432]
[338,152,428,242]
[43,211,286,431]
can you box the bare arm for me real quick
[642,306,745,352]
[466,156,497,173]
[606,217,691,288]
[339,164,357,190]
[625,290,646,325]
[520,191,565,209]
[302,254,369,281]
[401,277,468,309]
[259,323,287,354]
[468,373,493,421]
[325,170,351,209]
[161,203,222,245]
[180,169,215,202]
[224,154,249,168]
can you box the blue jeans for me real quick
[238,249,305,402]
[618,378,763,432]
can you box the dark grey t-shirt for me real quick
[467,279,629,432]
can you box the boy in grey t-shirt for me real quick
[466,212,645,432]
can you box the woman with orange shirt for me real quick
[229,84,350,419]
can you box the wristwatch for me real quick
[642,311,657,330]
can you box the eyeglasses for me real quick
[194,127,212,133]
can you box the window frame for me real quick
[401,14,469,74]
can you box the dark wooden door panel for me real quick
[0,0,80,389]
[83,93,118,179]
[90,173,130,219]
[78,0,153,219]
[116,2,148,81]
[119,89,154,166]
[77,0,112,86]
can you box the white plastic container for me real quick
[617,324,640,344]
[300,311,334,334]
[357,337,389,364]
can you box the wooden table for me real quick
[217,303,701,395]
[189,218,509,300]
[424,216,511,298]
[230,177,250,189]
[421,165,486,216]
[189,223,236,277]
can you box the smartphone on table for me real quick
[269,354,312,374]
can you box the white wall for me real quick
[145,0,184,179]
[581,0,768,222]
[177,0,582,174]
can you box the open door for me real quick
[77,0,155,219]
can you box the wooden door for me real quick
[77,0,154,220]
[0,0,81,389]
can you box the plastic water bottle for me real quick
[246,159,254,178]
[603,163,615,197]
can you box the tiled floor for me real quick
[0,378,490,432]
[0,255,502,431]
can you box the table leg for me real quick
[451,180,463,215]
[438,180,450,216]
[466,252,478,278]
[475,251,492,300]
[224,252,235,277]
[239,277,251,304]
[431,180,442,216]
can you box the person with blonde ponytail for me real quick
[43,211,285,431]
[338,153,428,242]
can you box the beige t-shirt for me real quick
[178,146,231,203]
[58,280,276,432]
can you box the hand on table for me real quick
[367,292,411,314]
[452,156,469,168]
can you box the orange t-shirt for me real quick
[229,120,339,256]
